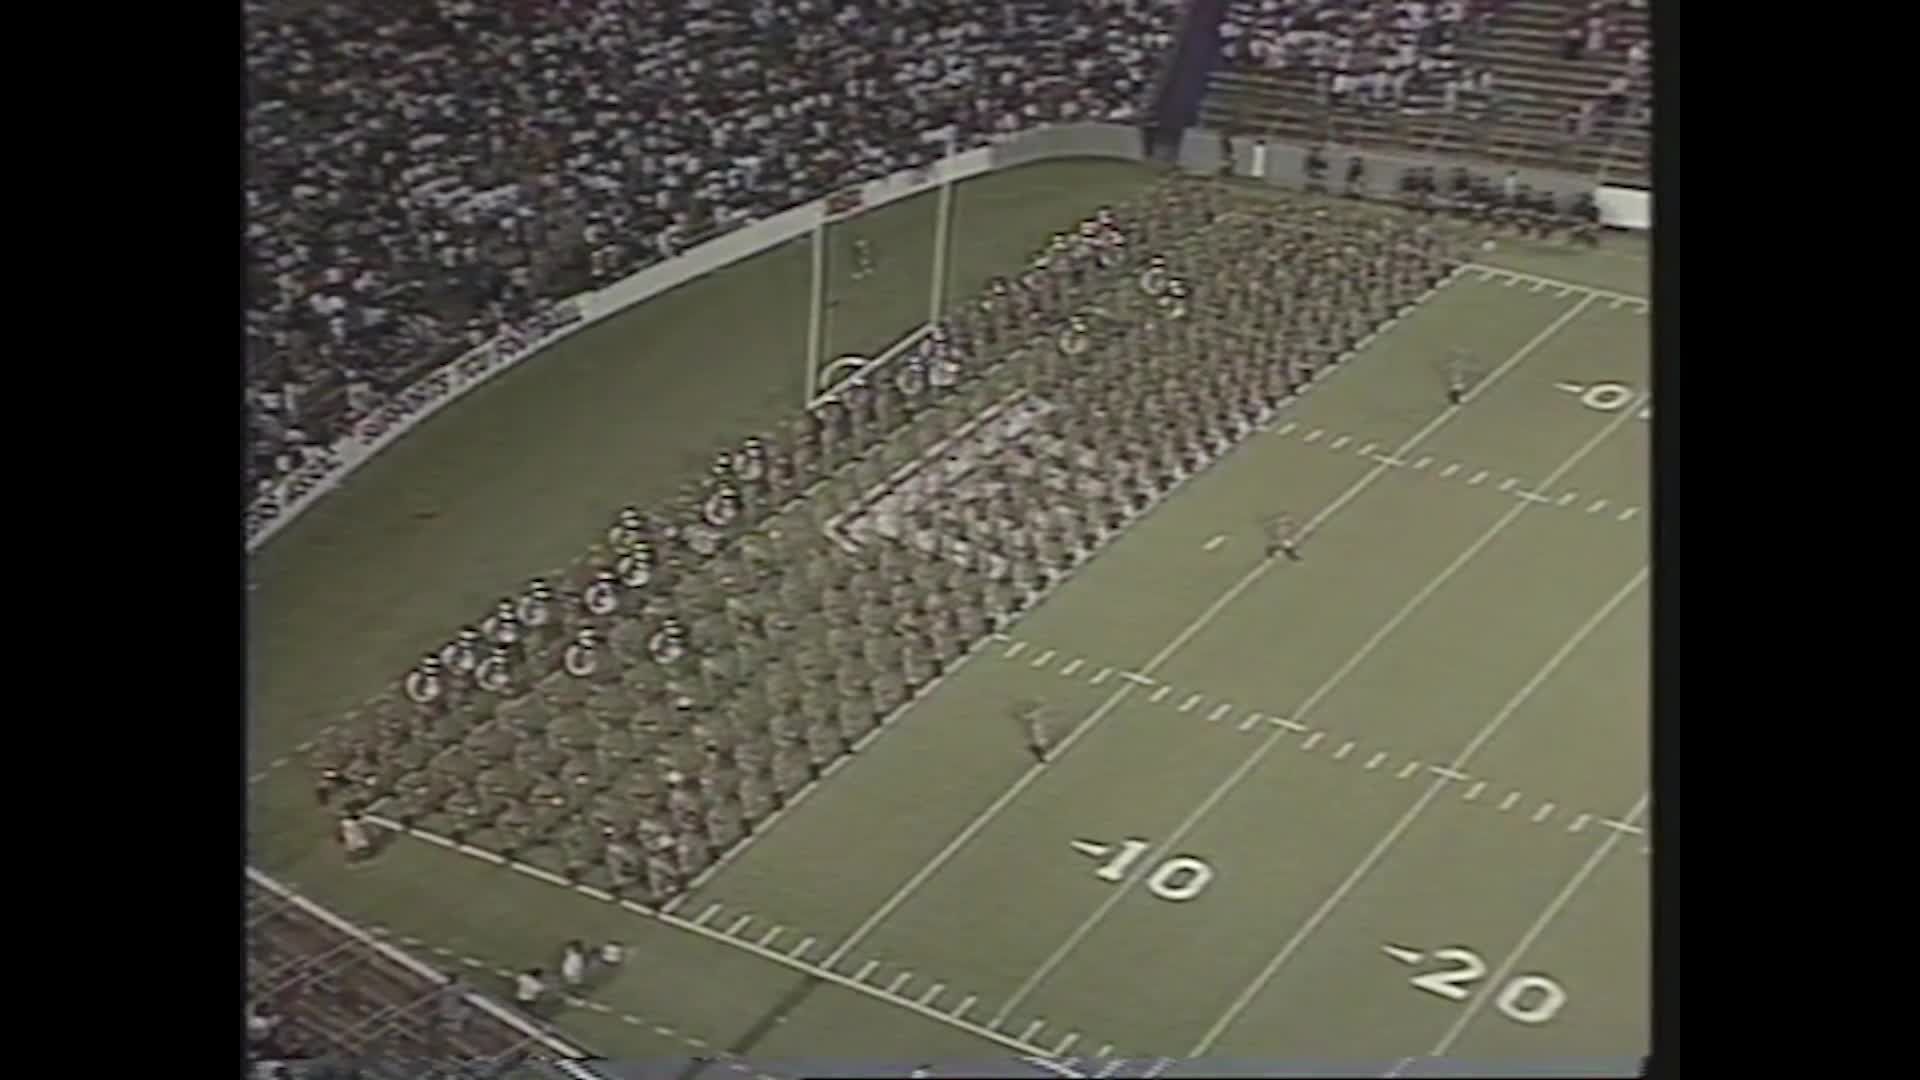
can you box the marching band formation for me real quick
[307,178,1465,907]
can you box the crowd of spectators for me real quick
[245,0,1181,508]
[1219,0,1507,117]
[1555,0,1650,147]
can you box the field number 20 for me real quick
[1580,382,1650,422]
[1094,839,1214,902]
[1411,947,1567,1025]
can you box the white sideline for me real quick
[822,290,1599,974]
[1190,567,1649,1055]
[997,383,1642,1027]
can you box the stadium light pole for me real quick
[928,127,958,326]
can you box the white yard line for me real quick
[823,294,1598,976]
[1417,794,1652,1060]
[357,819,1064,1059]
[1189,566,1648,1055]
[1004,397,1640,1031]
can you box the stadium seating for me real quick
[244,0,1181,501]
[1200,0,1647,183]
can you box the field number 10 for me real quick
[1094,839,1215,902]
[1411,947,1567,1025]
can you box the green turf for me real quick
[249,164,1649,1066]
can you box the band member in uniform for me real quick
[1264,512,1302,562]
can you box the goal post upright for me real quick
[805,214,827,406]
[928,128,958,326]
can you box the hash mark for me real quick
[1203,535,1226,551]
[1278,421,1298,436]
[1468,469,1489,486]
[1179,694,1202,713]
[1568,813,1592,834]
[1021,1019,1047,1043]
[854,960,879,982]
[1358,442,1379,457]
[889,971,915,993]
[1618,506,1640,521]
[790,937,816,960]
[727,915,753,937]
[1413,456,1432,470]
[919,982,946,1005]
[1532,802,1557,823]
[695,904,722,927]
[1149,685,1172,703]
[1440,463,1461,478]
[1588,499,1609,514]
[1365,752,1388,770]
[1060,658,1085,677]
[1305,429,1325,443]
[758,926,783,947]
[1557,491,1578,506]
[1030,649,1056,669]
[1090,667,1113,686]
[1301,731,1325,751]
[1056,1033,1082,1056]
[1499,792,1522,811]
[1005,641,1027,659]
[1239,713,1262,731]
[1330,434,1352,451]
[1334,740,1355,759]
[1207,702,1233,722]
[1498,477,1517,492]
[1397,760,1423,779]
[1464,781,1487,801]
[953,994,978,1019]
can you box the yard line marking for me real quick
[918,982,946,1005]
[1056,1032,1081,1056]
[1190,567,1649,1055]
[1397,761,1422,779]
[1090,667,1113,686]
[990,632,1011,642]
[1373,454,1406,466]
[1095,1045,1115,1062]
[1334,740,1355,759]
[1005,641,1027,659]
[1424,795,1653,1058]
[1499,792,1522,811]
[1557,491,1578,506]
[574,884,614,902]
[1239,712,1263,731]
[1203,534,1226,551]
[1532,802,1558,824]
[1365,752,1388,770]
[1273,717,1307,732]
[1464,781,1487,801]
[1568,813,1592,834]
[1429,766,1469,781]
[1530,279,1546,292]
[1301,731,1326,751]
[953,994,978,1019]
[727,915,754,937]
[1497,476,1517,492]
[1588,498,1609,514]
[1305,428,1324,443]
[1021,1019,1047,1043]
[889,971,915,993]
[790,936,816,960]
[831,302,1595,981]
[1330,434,1352,450]
[1358,441,1379,456]
[1207,703,1233,722]
[1468,469,1489,485]
[854,959,879,982]
[1030,649,1057,669]
[1602,818,1646,836]
[1149,685,1173,703]
[1277,420,1298,435]
[1122,671,1155,686]
[1179,693,1203,713]
[695,904,723,927]
[1618,506,1640,521]
[1412,456,1432,470]
[1061,658,1085,677]
[1440,462,1461,478]
[1517,491,1552,503]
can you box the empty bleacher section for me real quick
[1199,0,1647,184]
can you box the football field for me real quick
[247,162,1650,1077]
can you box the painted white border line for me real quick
[360,818,1072,1060]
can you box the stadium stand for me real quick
[243,0,1182,504]
[1200,0,1647,183]
[246,871,599,1079]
